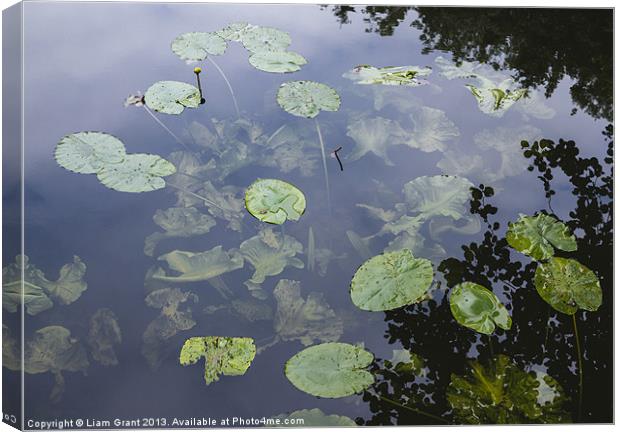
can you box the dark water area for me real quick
[3,3,613,427]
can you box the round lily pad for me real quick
[96,153,176,193]
[277,81,341,119]
[350,249,433,311]
[506,213,577,261]
[171,32,227,62]
[534,257,602,315]
[240,26,291,53]
[284,342,374,398]
[245,178,306,225]
[217,22,254,42]
[55,132,126,174]
[144,81,202,115]
[249,51,307,73]
[449,282,511,335]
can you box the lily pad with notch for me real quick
[249,50,307,73]
[171,32,227,62]
[144,81,202,115]
[55,132,126,174]
[96,153,176,193]
[277,81,341,119]
[245,178,306,225]
[507,213,577,261]
[449,282,511,335]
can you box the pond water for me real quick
[3,3,613,427]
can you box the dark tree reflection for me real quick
[361,127,613,424]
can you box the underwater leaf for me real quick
[240,26,291,53]
[165,151,213,206]
[144,81,201,115]
[245,178,306,224]
[447,355,570,424]
[342,64,432,86]
[171,32,227,62]
[144,207,216,256]
[506,213,577,261]
[197,181,246,232]
[400,106,460,153]
[534,257,602,315]
[346,116,407,166]
[88,308,122,366]
[277,81,341,118]
[274,409,356,426]
[350,249,433,312]
[403,175,473,220]
[273,279,343,346]
[346,230,373,260]
[284,342,374,398]
[307,227,316,273]
[2,325,21,371]
[249,50,307,73]
[179,336,256,385]
[217,22,255,42]
[154,246,244,283]
[42,256,87,305]
[449,282,511,335]
[97,153,176,193]
[230,298,273,322]
[55,132,126,174]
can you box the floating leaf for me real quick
[88,308,122,366]
[388,349,427,376]
[217,22,255,42]
[240,26,291,53]
[273,279,343,346]
[171,32,227,62]
[97,153,176,193]
[534,257,602,315]
[449,282,511,335]
[343,64,432,86]
[285,342,374,398]
[274,409,356,426]
[245,178,306,224]
[144,207,216,256]
[447,355,569,424]
[154,246,244,283]
[55,132,126,174]
[466,82,527,117]
[350,249,434,312]
[179,336,256,385]
[144,81,201,115]
[249,50,307,73]
[277,81,341,119]
[507,214,577,261]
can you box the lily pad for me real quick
[97,153,176,193]
[350,249,433,311]
[342,64,432,86]
[154,246,244,283]
[144,81,202,115]
[88,308,122,366]
[240,26,291,53]
[55,132,126,174]
[274,409,356,426]
[144,207,216,256]
[245,178,306,224]
[284,342,374,398]
[171,32,227,62]
[507,213,577,261]
[179,336,256,385]
[217,22,255,42]
[466,82,527,117]
[449,282,511,335]
[277,81,341,119]
[534,257,602,315]
[249,50,307,73]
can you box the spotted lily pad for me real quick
[171,32,227,61]
[179,336,256,385]
[534,257,602,315]
[245,178,306,224]
[240,26,291,52]
[450,282,511,335]
[350,249,433,312]
[342,64,432,86]
[144,81,202,115]
[96,153,176,193]
[55,132,126,174]
[506,213,577,261]
[217,22,255,42]
[284,342,374,398]
[277,81,341,119]
[249,51,307,73]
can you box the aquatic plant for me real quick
[144,207,216,256]
[144,80,202,115]
[244,178,306,224]
[152,246,244,284]
[506,213,577,261]
[88,308,122,367]
[248,50,307,73]
[449,282,511,335]
[342,64,432,86]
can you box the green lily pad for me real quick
[55,132,126,174]
[249,51,307,73]
[171,32,227,61]
[450,282,511,335]
[506,213,577,261]
[88,308,122,366]
[284,342,374,398]
[274,409,356,426]
[240,26,291,52]
[245,178,306,224]
[466,83,527,117]
[350,249,433,312]
[96,153,176,193]
[277,81,341,119]
[154,246,244,283]
[180,336,256,385]
[534,257,602,315]
[342,64,432,86]
[217,22,255,42]
[144,81,202,115]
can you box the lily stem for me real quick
[314,118,332,216]
[572,313,583,422]
[207,57,241,119]
[166,182,226,212]
[143,106,191,151]
[378,396,448,424]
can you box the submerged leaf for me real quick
[88,308,122,366]
[154,246,244,283]
[240,26,291,53]
[277,81,341,118]
[400,106,459,153]
[144,207,216,256]
[179,336,256,385]
[450,282,511,335]
[2,325,20,371]
[403,175,473,220]
[249,50,307,73]
[144,81,202,115]
[197,181,246,232]
[171,32,227,62]
[284,342,374,398]
[347,116,406,166]
[97,153,176,193]
[507,214,577,261]
[55,132,126,174]
[534,257,602,315]
[245,178,306,224]
[343,64,432,86]
[350,249,434,312]
[274,409,356,427]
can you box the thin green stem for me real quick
[314,118,332,216]
[487,334,495,357]
[378,396,448,424]
[572,314,583,422]
[207,57,241,118]
[142,106,190,151]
